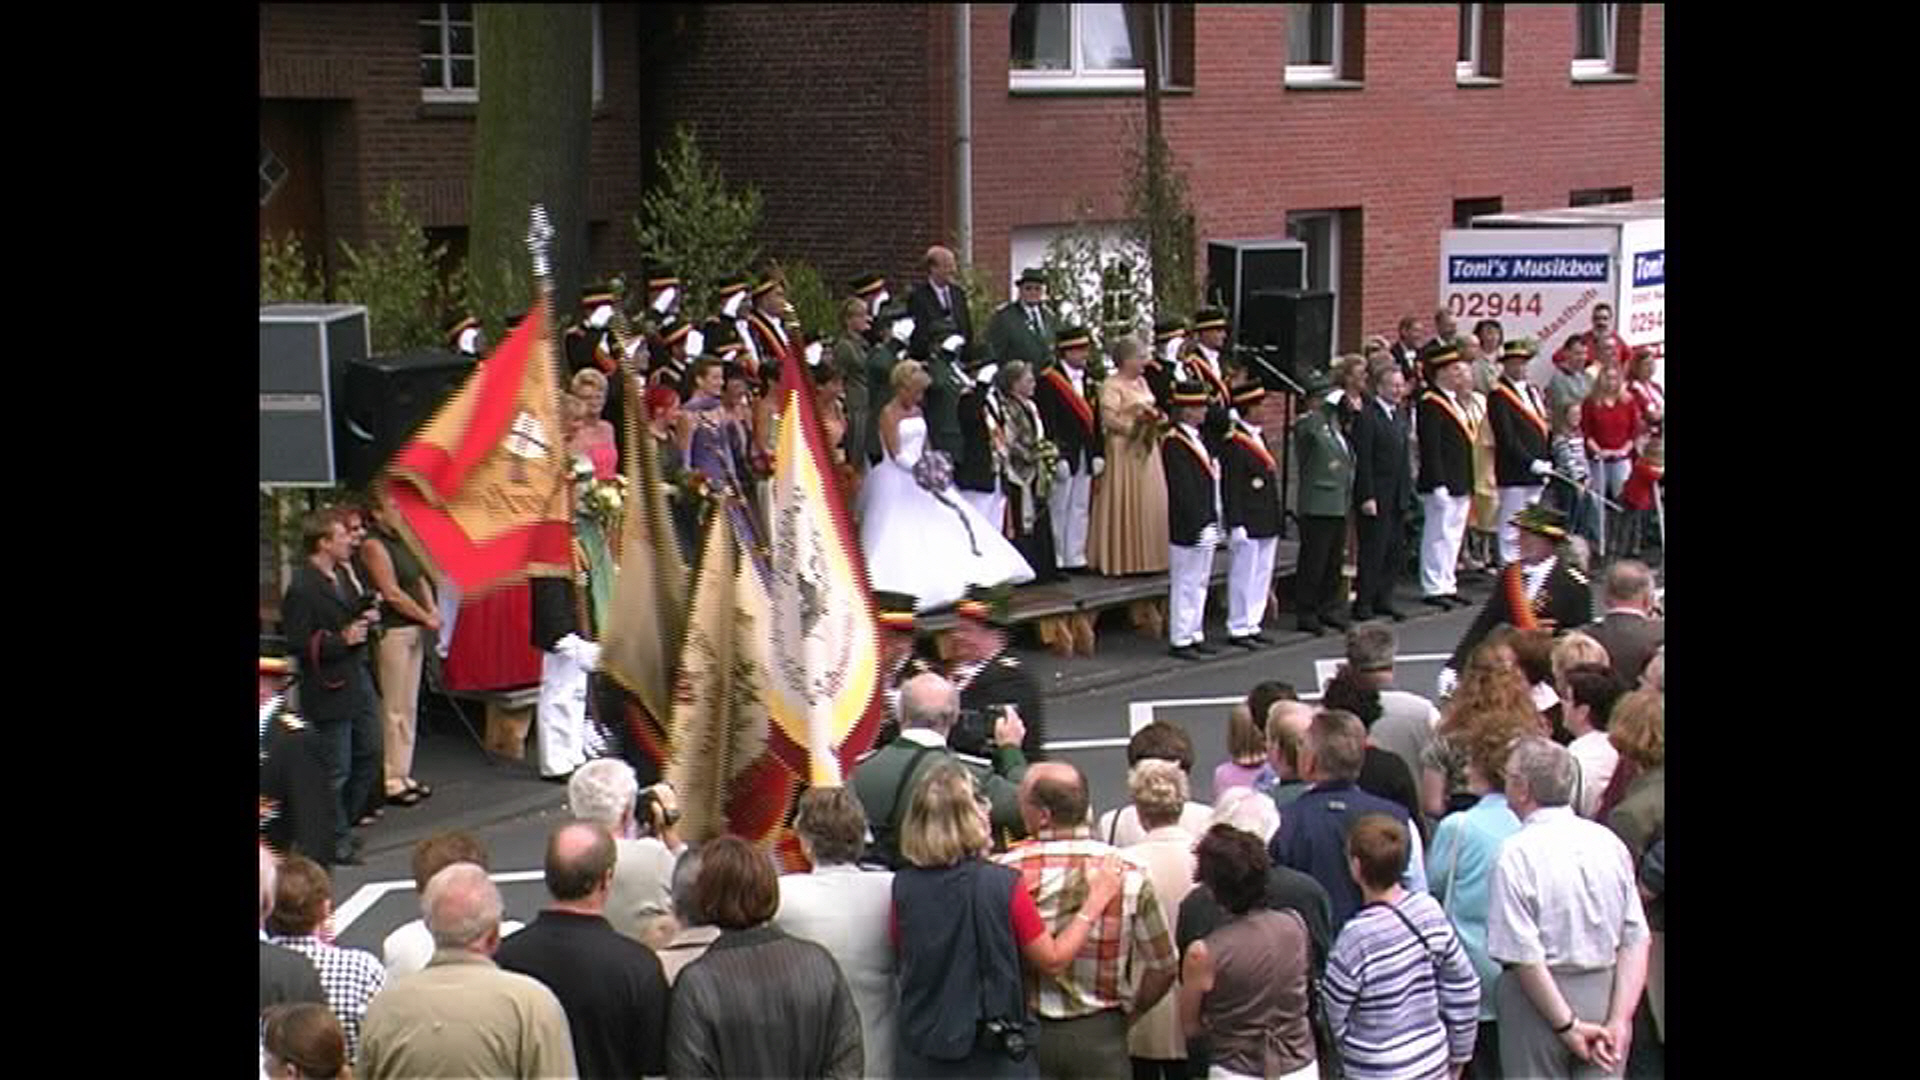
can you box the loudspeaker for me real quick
[1241,290,1335,381]
[261,305,370,487]
[336,349,475,490]
[1206,239,1307,338]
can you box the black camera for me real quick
[635,786,681,837]
[983,1018,1031,1061]
[950,703,1010,758]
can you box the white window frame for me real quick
[1010,222,1152,337]
[1009,4,1172,94]
[260,142,288,208]
[1571,3,1617,78]
[1285,3,1343,86]
[1285,210,1340,354]
[1456,2,1485,81]
[421,3,478,104]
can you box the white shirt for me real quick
[1062,363,1087,396]
[1096,801,1214,848]
[1567,731,1620,820]
[382,917,526,978]
[1376,397,1398,423]
[1486,806,1648,972]
[1521,556,1556,601]
[776,864,900,1075]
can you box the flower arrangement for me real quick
[573,458,627,531]
[1031,438,1062,500]
[1127,403,1171,456]
[911,448,955,495]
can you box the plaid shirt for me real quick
[994,827,1177,1020]
[269,933,386,1061]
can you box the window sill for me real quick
[1284,78,1364,92]
[1009,82,1194,98]
[1570,71,1637,84]
[419,99,478,120]
[1455,75,1504,88]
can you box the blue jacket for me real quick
[1268,780,1427,932]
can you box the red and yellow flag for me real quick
[765,343,883,787]
[384,305,572,596]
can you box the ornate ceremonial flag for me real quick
[667,505,795,846]
[766,341,883,787]
[384,305,571,596]
[599,364,689,760]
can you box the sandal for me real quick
[386,788,424,808]
[407,780,434,799]
[355,811,382,827]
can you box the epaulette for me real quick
[282,712,305,731]
[996,654,1021,670]
[1566,563,1589,585]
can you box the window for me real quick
[1011,4,1180,92]
[1010,222,1150,337]
[420,3,604,105]
[1573,3,1616,76]
[1286,210,1340,345]
[1453,197,1502,229]
[420,3,477,102]
[260,141,288,207]
[1286,3,1341,84]
[1570,187,1633,207]
[1456,3,1504,80]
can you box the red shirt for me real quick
[1622,456,1664,510]
[1584,331,1633,370]
[1581,396,1641,455]
[890,880,1046,947]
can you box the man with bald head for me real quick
[907,244,973,363]
[995,761,1179,1080]
[492,821,671,1078]
[852,671,1030,869]
[1256,699,1318,808]
[360,863,576,1078]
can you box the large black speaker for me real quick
[261,305,370,487]
[1241,290,1335,383]
[336,349,475,489]
[1206,239,1308,338]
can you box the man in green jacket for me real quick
[833,295,876,477]
[1292,367,1356,635]
[851,672,1030,869]
[986,266,1055,372]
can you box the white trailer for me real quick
[1439,199,1664,387]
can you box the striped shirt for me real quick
[994,828,1178,1020]
[1322,891,1480,1080]
[269,933,386,1062]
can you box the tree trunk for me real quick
[469,4,594,336]
[1137,3,1171,316]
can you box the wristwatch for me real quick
[1552,1015,1577,1035]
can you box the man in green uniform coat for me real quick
[864,299,915,467]
[1292,367,1356,635]
[986,266,1056,372]
[834,291,878,477]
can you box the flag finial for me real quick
[527,204,554,283]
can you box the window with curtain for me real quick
[1011,4,1176,91]
[1573,3,1617,75]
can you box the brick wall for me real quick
[964,3,1665,348]
[649,3,941,299]
[260,4,644,281]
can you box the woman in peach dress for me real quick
[1089,336,1170,575]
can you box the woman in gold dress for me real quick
[1089,336,1171,575]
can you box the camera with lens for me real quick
[982,1018,1031,1061]
[949,703,1010,758]
[635,785,681,837]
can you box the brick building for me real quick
[259,3,647,282]
[655,2,1662,350]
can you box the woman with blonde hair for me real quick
[569,366,619,479]
[1088,335,1171,576]
[892,762,1121,1077]
[1581,361,1642,559]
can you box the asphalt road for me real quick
[323,578,1495,955]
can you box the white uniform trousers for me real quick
[1050,463,1094,569]
[434,577,460,659]
[1226,531,1278,638]
[1495,484,1543,565]
[536,650,590,778]
[1168,539,1218,647]
[1420,489,1472,597]
[961,483,1007,537]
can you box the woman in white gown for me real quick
[858,360,1035,611]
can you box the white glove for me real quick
[1055,459,1072,484]
[891,317,916,346]
[722,292,746,319]
[685,329,706,358]
[1437,667,1459,700]
[1530,459,1552,477]
[1198,523,1221,549]
[651,286,677,315]
[586,305,613,330]
[1090,456,1106,478]
[555,633,601,672]
[1229,526,1249,547]
[1434,485,1451,499]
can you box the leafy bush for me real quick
[261,233,324,305]
[334,184,467,355]
[634,125,763,323]
[1123,118,1199,322]
[779,258,837,342]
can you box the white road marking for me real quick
[333,870,547,935]
[1120,654,1450,733]
[1043,738,1135,752]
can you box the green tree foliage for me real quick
[779,258,836,342]
[1041,206,1143,375]
[634,125,763,323]
[334,185,467,354]
[261,233,325,305]
[1123,117,1199,322]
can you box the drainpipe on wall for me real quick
[954,3,973,267]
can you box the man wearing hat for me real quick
[987,267,1055,370]
[1417,341,1478,610]
[864,299,916,466]
[955,349,1009,533]
[651,316,697,397]
[744,272,797,374]
[1181,306,1235,407]
[1164,381,1222,659]
[1148,316,1187,408]
[1439,505,1594,696]
[1221,381,1283,647]
[566,284,619,376]
[1035,325,1104,572]
[1292,367,1356,636]
[851,273,890,321]
[922,319,970,460]
[867,590,933,749]
[1488,338,1555,567]
[714,275,756,379]
[947,585,1047,761]
[645,273,682,323]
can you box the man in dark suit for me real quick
[1416,343,1476,610]
[1291,369,1356,636]
[1164,382,1222,660]
[986,267,1054,371]
[1584,559,1664,686]
[279,510,380,865]
[1352,360,1414,621]
[865,300,915,465]
[1221,381,1283,648]
[947,585,1047,761]
[1034,326,1104,571]
[906,245,973,364]
[921,321,970,460]
[1148,317,1186,408]
[1439,505,1595,696]
[1487,338,1554,567]
[1388,314,1424,390]
[955,356,1007,530]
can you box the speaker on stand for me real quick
[336,349,476,490]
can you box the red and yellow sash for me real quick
[1229,428,1275,474]
[1184,347,1231,402]
[1494,382,1549,440]
[1043,368,1096,435]
[1422,390,1477,442]
[1169,427,1219,478]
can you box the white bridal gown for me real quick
[857,413,1035,612]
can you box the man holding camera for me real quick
[948,585,1046,761]
[279,510,383,865]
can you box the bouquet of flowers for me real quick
[1031,437,1062,501]
[911,448,955,495]
[1127,403,1171,456]
[573,458,627,532]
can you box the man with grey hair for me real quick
[1488,737,1650,1078]
[851,671,1029,868]
[657,845,720,985]
[1345,621,1441,822]
[359,863,577,1079]
[569,759,682,948]
[1267,709,1428,932]
[1585,559,1664,688]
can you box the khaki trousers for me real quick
[376,625,424,795]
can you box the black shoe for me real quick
[1297,620,1325,637]
[1168,645,1203,661]
[1228,635,1262,650]
[1192,640,1223,656]
[1351,607,1376,622]
[1444,594,1474,610]
[334,836,365,866]
[1422,595,1452,610]
[1378,606,1407,622]
[1250,631,1278,646]
[1322,612,1352,632]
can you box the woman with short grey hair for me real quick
[1123,758,1199,1079]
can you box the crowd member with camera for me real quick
[567,760,684,949]
[947,585,1047,761]
[280,509,384,866]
